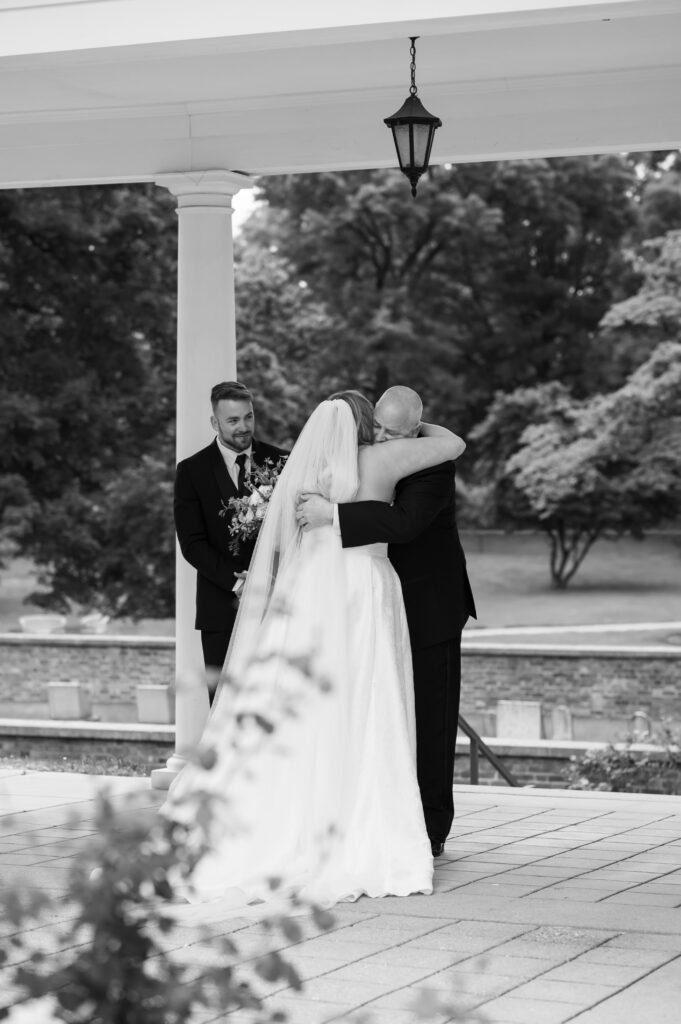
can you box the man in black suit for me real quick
[174,380,287,702]
[297,386,475,857]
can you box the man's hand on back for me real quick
[296,493,334,531]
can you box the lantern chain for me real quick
[409,36,419,96]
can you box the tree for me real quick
[594,227,681,394]
[234,241,334,444]
[249,156,640,431]
[477,343,681,587]
[27,456,175,618]
[0,184,178,616]
[601,229,681,337]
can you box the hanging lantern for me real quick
[384,37,442,197]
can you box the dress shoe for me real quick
[430,840,445,858]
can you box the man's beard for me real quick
[220,431,252,451]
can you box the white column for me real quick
[151,169,254,790]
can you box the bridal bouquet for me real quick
[220,456,286,557]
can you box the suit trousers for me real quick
[412,634,462,844]
[200,630,231,707]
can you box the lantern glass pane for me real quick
[412,124,432,169]
[392,124,412,171]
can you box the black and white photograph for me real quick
[1,2,680,1022]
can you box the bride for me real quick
[165,389,465,907]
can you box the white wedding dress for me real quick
[165,401,433,907]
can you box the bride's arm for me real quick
[297,461,458,546]
[373,424,465,487]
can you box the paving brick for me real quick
[263,996,348,1023]
[508,978,620,1004]
[320,960,436,987]
[479,995,578,1023]
[598,937,679,950]
[276,975,394,1005]
[286,956,351,982]
[444,955,551,979]
[543,960,652,985]
[423,968,518,998]
[363,946,468,971]
[341,1011,440,1024]
[407,932,502,954]
[631,883,681,895]
[0,850,67,866]
[361,985,458,1014]
[601,892,681,907]
[290,937,394,960]
[523,887,603,901]
[491,939,595,962]
[579,946,679,968]
[544,877,635,891]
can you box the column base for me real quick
[150,753,187,790]
[150,767,177,790]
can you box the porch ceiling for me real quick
[0,0,679,188]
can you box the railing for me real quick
[458,715,520,787]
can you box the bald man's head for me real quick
[373,386,423,442]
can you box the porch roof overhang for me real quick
[0,0,680,190]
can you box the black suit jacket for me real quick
[174,438,287,631]
[338,461,476,650]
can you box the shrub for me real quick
[564,723,681,794]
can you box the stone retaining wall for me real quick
[0,634,679,738]
[460,645,681,740]
[0,635,174,721]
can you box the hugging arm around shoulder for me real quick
[338,466,453,548]
[174,460,241,591]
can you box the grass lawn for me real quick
[0,752,154,776]
[462,530,681,630]
[0,558,175,636]
[1,532,680,635]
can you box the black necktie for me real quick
[235,452,249,494]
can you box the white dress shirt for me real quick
[216,438,252,490]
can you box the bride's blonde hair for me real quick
[328,390,374,446]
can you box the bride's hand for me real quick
[296,493,334,531]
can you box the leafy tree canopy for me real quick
[472,342,681,587]
[0,184,178,615]
[248,156,640,429]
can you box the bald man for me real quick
[298,386,476,858]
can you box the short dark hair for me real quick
[328,389,374,446]
[210,381,253,409]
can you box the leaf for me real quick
[311,906,335,932]
[278,918,303,943]
[254,951,289,983]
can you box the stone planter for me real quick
[136,684,175,724]
[496,699,543,739]
[19,614,67,634]
[47,681,91,719]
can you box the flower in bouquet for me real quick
[219,457,286,556]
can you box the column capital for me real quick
[156,169,255,208]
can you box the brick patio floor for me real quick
[1,771,680,1023]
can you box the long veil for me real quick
[212,397,360,710]
[165,399,365,885]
